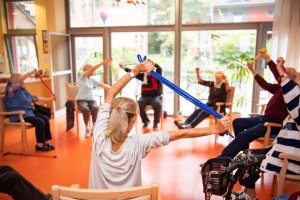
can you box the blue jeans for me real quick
[220,116,281,158]
[138,96,162,124]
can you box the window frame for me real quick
[4,33,39,73]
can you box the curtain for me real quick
[272,0,300,71]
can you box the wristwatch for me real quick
[129,71,135,78]
[280,73,288,79]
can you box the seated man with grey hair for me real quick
[174,68,231,129]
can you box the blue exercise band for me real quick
[136,54,234,138]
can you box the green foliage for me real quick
[182,0,211,23]
[148,32,162,54]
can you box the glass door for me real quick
[49,33,72,117]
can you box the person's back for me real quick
[89,103,169,188]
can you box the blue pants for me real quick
[24,111,52,144]
[138,96,162,124]
[220,116,281,158]
[184,105,217,128]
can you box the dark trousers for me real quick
[220,116,281,158]
[77,100,99,126]
[184,105,217,128]
[0,166,50,200]
[138,96,162,124]
[239,147,271,189]
[24,111,52,144]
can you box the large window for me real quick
[4,35,38,73]
[180,30,256,115]
[111,32,175,114]
[68,0,175,27]
[182,0,275,24]
[5,1,36,30]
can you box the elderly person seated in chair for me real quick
[119,63,163,131]
[219,52,297,159]
[174,68,231,129]
[77,58,111,137]
[89,60,230,189]
[5,70,55,151]
[229,57,300,200]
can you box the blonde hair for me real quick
[106,97,138,144]
[9,73,22,84]
[83,64,93,71]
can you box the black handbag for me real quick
[34,103,51,118]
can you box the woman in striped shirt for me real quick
[232,57,300,200]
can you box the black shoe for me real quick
[46,143,55,150]
[153,123,158,129]
[174,120,184,129]
[45,193,53,200]
[35,144,51,151]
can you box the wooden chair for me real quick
[52,184,161,200]
[135,94,164,129]
[249,104,282,147]
[213,86,235,143]
[271,153,300,197]
[0,95,34,154]
[66,82,102,135]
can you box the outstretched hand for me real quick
[195,67,200,74]
[215,115,230,135]
[132,59,156,74]
[246,61,254,71]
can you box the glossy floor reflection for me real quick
[0,114,298,200]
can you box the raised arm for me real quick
[20,70,36,82]
[168,116,230,141]
[84,57,112,78]
[105,60,155,104]
[195,67,203,84]
[260,51,280,82]
[98,82,111,91]
[247,61,278,93]
[277,57,300,126]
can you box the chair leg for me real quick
[21,125,28,154]
[76,110,79,135]
[0,123,5,153]
[271,174,277,196]
[276,174,284,197]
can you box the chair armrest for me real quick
[33,102,48,107]
[279,153,300,162]
[264,122,282,128]
[0,110,25,116]
[248,113,262,117]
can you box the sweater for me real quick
[260,79,300,175]
[89,103,170,189]
[254,60,288,122]
[125,64,162,97]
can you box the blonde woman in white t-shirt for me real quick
[89,60,230,189]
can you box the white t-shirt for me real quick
[89,103,169,189]
[76,73,99,101]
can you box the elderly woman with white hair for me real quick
[5,70,55,151]
[76,58,111,137]
[174,68,231,129]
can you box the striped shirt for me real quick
[88,103,169,189]
[260,79,300,175]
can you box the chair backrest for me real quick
[226,86,235,104]
[66,83,79,100]
[52,184,160,200]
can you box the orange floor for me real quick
[0,114,299,200]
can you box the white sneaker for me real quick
[85,129,91,138]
